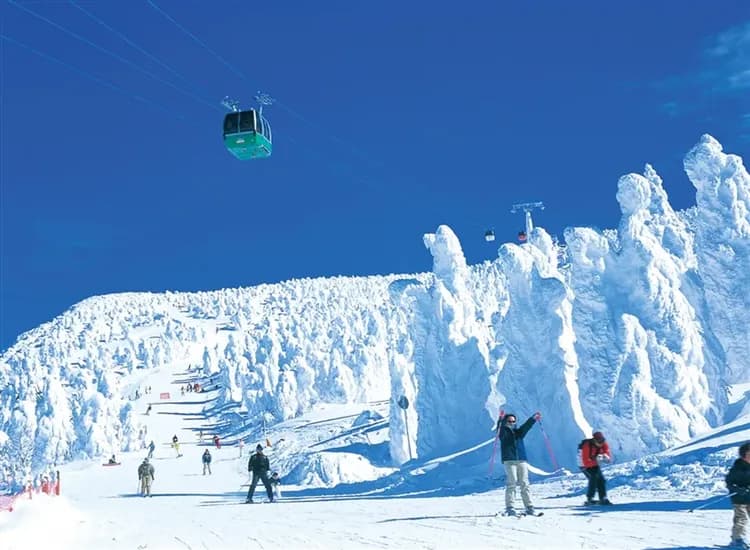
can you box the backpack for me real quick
[577,438,599,467]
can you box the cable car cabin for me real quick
[223,110,272,160]
[484,229,496,242]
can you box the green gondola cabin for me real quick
[223,109,272,160]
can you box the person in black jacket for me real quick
[496,411,541,515]
[246,444,274,503]
[202,449,212,475]
[726,442,750,549]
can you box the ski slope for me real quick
[0,357,742,549]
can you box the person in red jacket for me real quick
[578,431,612,505]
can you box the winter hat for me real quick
[592,431,606,443]
[739,442,750,457]
[256,444,264,452]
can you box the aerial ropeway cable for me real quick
[0,32,185,120]
[68,0,221,113]
[7,0,222,113]
[9,0,392,177]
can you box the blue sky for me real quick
[1,1,748,350]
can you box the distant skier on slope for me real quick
[138,458,155,497]
[496,411,542,516]
[246,444,274,503]
[147,440,156,459]
[269,471,282,500]
[202,449,212,475]
[578,431,612,505]
[172,435,182,457]
[726,442,750,549]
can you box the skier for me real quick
[137,458,155,497]
[213,434,221,449]
[147,440,156,459]
[578,431,612,505]
[496,411,542,516]
[146,404,152,415]
[202,449,212,475]
[726,442,750,549]
[172,435,182,457]
[269,471,282,500]
[246,444,274,503]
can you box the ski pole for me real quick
[689,492,736,512]
[536,419,559,471]
[488,409,504,477]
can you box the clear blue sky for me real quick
[1,1,748,350]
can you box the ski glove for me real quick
[533,412,542,421]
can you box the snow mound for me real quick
[284,452,395,487]
[352,410,384,427]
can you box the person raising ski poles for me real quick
[497,411,542,516]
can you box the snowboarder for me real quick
[726,442,750,549]
[496,411,542,515]
[147,440,155,459]
[578,431,612,505]
[138,458,155,497]
[108,454,118,465]
[202,449,212,475]
[246,444,274,503]
[146,404,152,415]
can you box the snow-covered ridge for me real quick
[2,135,749,485]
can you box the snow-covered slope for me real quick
[3,362,750,550]
[2,135,750,489]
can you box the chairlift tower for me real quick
[511,201,545,240]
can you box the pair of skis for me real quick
[497,510,544,518]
